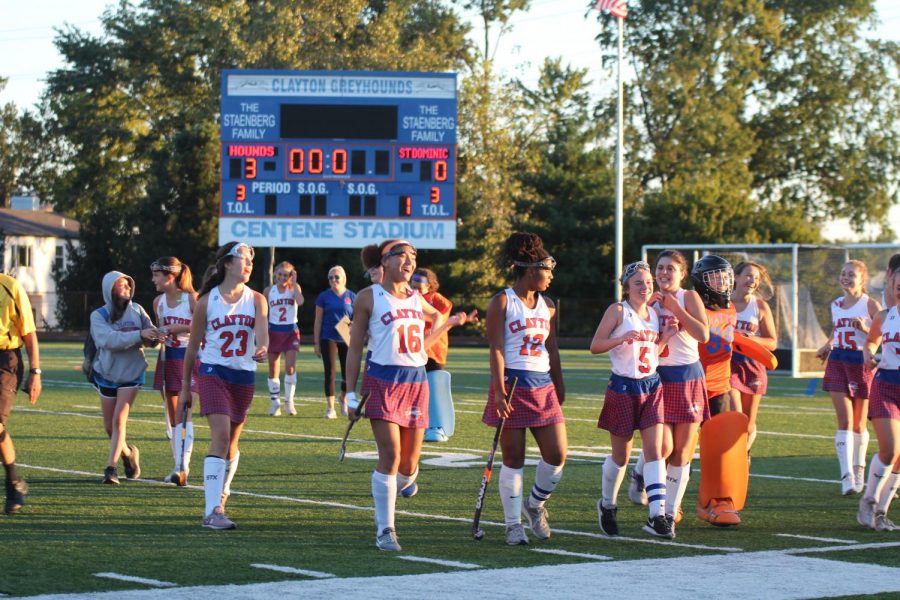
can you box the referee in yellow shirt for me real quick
[0,272,41,513]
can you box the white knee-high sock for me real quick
[268,377,280,400]
[528,460,564,509]
[601,456,627,507]
[665,463,691,517]
[284,373,297,404]
[222,451,240,496]
[171,423,182,466]
[203,456,227,516]
[397,466,419,495]
[877,472,900,514]
[864,455,890,502]
[853,429,870,469]
[644,459,666,518]
[371,470,397,533]
[499,465,524,526]
[633,451,645,476]
[747,428,758,450]
[835,430,852,477]
[183,422,194,473]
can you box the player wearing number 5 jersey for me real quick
[344,239,474,552]
[180,242,268,530]
[817,260,881,495]
[592,261,678,540]
[264,261,304,417]
[482,232,567,546]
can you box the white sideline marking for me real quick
[757,430,833,440]
[782,540,900,555]
[93,573,176,588]
[31,551,900,599]
[395,556,480,569]
[18,463,741,553]
[531,548,612,561]
[776,534,858,544]
[250,564,334,578]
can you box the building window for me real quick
[12,245,32,268]
[55,245,65,272]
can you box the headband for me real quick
[223,242,254,260]
[513,256,557,271]
[411,274,429,285]
[381,240,414,257]
[150,261,181,274]
[620,260,651,285]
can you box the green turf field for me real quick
[1,343,899,597]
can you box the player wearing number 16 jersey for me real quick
[482,233,567,546]
[344,240,474,552]
[180,242,269,530]
[816,260,881,495]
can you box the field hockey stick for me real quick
[157,309,172,441]
[472,376,518,541]
[339,392,370,462]
[175,401,189,486]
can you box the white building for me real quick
[1,196,80,329]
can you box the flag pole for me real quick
[614,14,624,301]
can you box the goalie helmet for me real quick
[691,255,734,310]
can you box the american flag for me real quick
[592,0,627,19]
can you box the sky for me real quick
[1,0,899,241]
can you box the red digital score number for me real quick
[289,149,304,174]
[332,149,347,174]
[236,184,246,201]
[309,149,323,174]
[244,158,257,179]
[434,160,447,182]
[403,196,412,216]
[430,187,440,204]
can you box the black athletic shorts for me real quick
[0,349,24,423]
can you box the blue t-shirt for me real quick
[315,289,356,343]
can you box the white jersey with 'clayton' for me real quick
[267,285,298,325]
[830,294,872,351]
[655,289,699,366]
[158,292,191,349]
[735,298,761,336]
[199,286,257,371]
[879,306,900,370]
[609,302,661,379]
[368,285,428,368]
[502,288,551,373]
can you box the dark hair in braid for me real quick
[498,232,549,278]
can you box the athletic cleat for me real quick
[269,399,282,417]
[164,469,178,484]
[122,444,141,479]
[697,498,741,527]
[873,512,897,532]
[505,523,529,546]
[643,514,675,539]
[376,527,402,551]
[4,478,28,514]
[840,473,854,496]
[852,465,865,494]
[522,501,551,540]
[857,497,876,529]
[324,407,337,419]
[597,499,619,537]
[399,482,418,498]
[202,506,236,530]
[665,514,677,539]
[340,402,349,417]
[102,466,120,485]
[628,470,648,506]
[285,400,297,416]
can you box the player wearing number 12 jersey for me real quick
[817,260,881,495]
[482,233,567,546]
[344,240,473,552]
[180,242,269,530]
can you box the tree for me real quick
[0,78,23,206]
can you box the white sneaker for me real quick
[505,523,529,545]
[202,507,236,530]
[285,400,297,416]
[375,527,402,551]
[874,511,897,532]
[324,407,337,419]
[857,497,876,529]
[522,501,551,540]
[852,465,865,493]
[340,402,349,417]
[841,473,854,496]
[268,399,282,417]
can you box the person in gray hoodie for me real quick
[91,271,164,484]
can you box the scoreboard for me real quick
[219,69,457,249]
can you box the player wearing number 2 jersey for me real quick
[591,261,678,540]
[817,260,881,495]
[264,261,304,418]
[180,242,268,530]
[483,232,567,546]
[344,240,474,551]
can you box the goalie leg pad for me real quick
[699,411,749,512]
[425,370,455,440]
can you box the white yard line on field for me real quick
[93,573,175,588]
[249,564,334,578]
[530,548,612,560]
[775,534,858,544]
[780,540,900,555]
[395,556,481,569]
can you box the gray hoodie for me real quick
[90,271,153,384]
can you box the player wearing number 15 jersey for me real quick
[482,233,567,546]
[816,260,881,495]
[344,240,474,552]
[180,242,269,530]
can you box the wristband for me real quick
[345,391,359,412]
[29,368,41,375]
